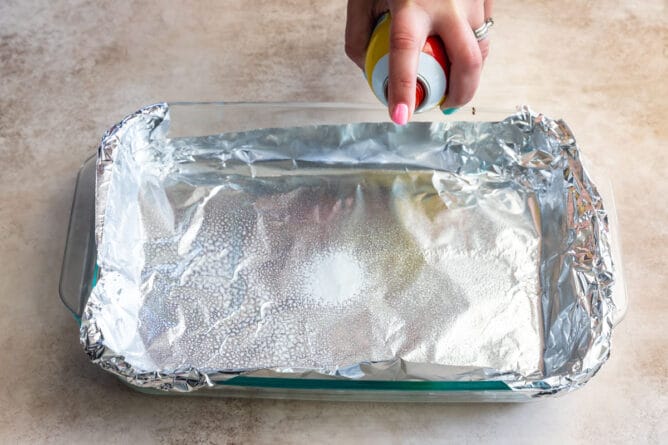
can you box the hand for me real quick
[345,0,494,124]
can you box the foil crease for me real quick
[82,103,616,396]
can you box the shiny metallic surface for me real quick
[82,103,617,397]
[473,18,494,41]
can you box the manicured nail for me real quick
[442,107,459,115]
[391,103,409,125]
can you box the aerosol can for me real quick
[365,12,449,113]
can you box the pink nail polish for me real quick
[391,103,409,125]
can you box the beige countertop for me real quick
[0,1,666,443]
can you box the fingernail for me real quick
[391,103,409,125]
[442,107,459,115]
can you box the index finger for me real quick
[387,6,429,124]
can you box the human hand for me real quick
[345,0,494,124]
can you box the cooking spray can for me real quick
[365,12,449,113]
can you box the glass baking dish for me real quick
[59,102,626,402]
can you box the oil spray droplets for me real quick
[302,249,365,306]
[132,168,543,377]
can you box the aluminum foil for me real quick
[81,103,617,396]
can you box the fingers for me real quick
[478,35,491,61]
[345,1,376,69]
[345,1,392,68]
[436,7,484,111]
[480,0,494,61]
[347,0,491,119]
[386,5,430,124]
[484,0,494,21]
[469,0,492,61]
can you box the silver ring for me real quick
[473,18,494,41]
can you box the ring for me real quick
[473,18,494,41]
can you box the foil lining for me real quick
[82,103,616,396]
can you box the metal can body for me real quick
[364,13,449,113]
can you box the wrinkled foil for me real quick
[82,103,616,396]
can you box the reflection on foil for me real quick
[82,103,616,396]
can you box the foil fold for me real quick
[81,103,617,397]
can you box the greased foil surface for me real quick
[82,103,616,396]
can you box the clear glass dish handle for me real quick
[59,155,97,320]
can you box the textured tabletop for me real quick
[0,1,665,443]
